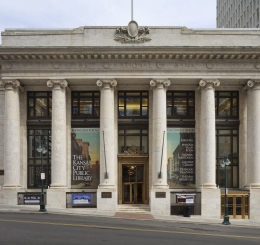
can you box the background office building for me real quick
[217,0,260,28]
[0,21,260,221]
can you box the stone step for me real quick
[117,204,150,213]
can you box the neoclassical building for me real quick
[0,23,260,220]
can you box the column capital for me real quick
[198,79,220,90]
[96,79,117,89]
[243,79,260,91]
[47,79,68,89]
[0,80,24,92]
[150,79,171,89]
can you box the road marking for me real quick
[0,219,260,240]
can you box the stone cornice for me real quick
[1,46,260,61]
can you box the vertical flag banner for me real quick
[167,128,195,188]
[71,128,100,189]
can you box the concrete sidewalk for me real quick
[0,204,260,227]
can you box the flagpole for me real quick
[131,0,133,20]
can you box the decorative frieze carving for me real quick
[114,20,151,44]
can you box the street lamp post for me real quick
[37,138,47,212]
[221,154,231,225]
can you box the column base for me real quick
[46,188,69,209]
[200,183,217,189]
[150,188,170,216]
[249,189,260,221]
[201,188,221,218]
[0,188,25,205]
[97,187,117,212]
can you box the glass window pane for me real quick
[126,130,140,134]
[126,136,140,150]
[79,98,92,115]
[167,107,172,116]
[29,108,34,117]
[80,92,92,96]
[218,98,231,117]
[28,166,34,187]
[119,107,124,116]
[188,98,194,106]
[126,97,140,116]
[218,136,231,156]
[174,98,187,115]
[233,166,238,188]
[36,98,47,116]
[119,98,124,107]
[142,136,148,153]
[233,136,238,157]
[142,107,148,116]
[28,136,34,158]
[174,92,186,96]
[136,166,143,182]
[29,98,34,107]
[142,130,148,134]
[126,92,139,96]
[35,92,47,97]
[219,92,231,96]
[118,136,124,153]
[218,130,231,135]
[142,98,148,106]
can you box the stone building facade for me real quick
[0,23,260,220]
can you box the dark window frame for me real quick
[118,91,148,118]
[27,91,52,119]
[216,128,239,188]
[215,91,239,119]
[167,91,195,119]
[27,128,51,189]
[71,91,100,118]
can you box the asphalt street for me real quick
[0,213,259,245]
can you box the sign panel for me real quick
[167,128,195,188]
[24,195,41,204]
[71,128,100,189]
[72,193,92,204]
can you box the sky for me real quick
[0,0,216,33]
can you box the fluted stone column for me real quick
[199,79,220,188]
[150,79,170,187]
[96,79,117,212]
[245,80,260,188]
[243,80,260,221]
[199,79,220,218]
[47,80,68,188]
[150,79,170,215]
[0,80,23,188]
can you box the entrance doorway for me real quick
[221,193,249,219]
[122,165,143,204]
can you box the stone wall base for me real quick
[97,187,117,212]
[0,188,25,205]
[249,189,260,221]
[46,188,68,209]
[201,188,221,218]
[150,188,170,216]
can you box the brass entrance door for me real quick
[221,193,249,219]
[122,165,144,204]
